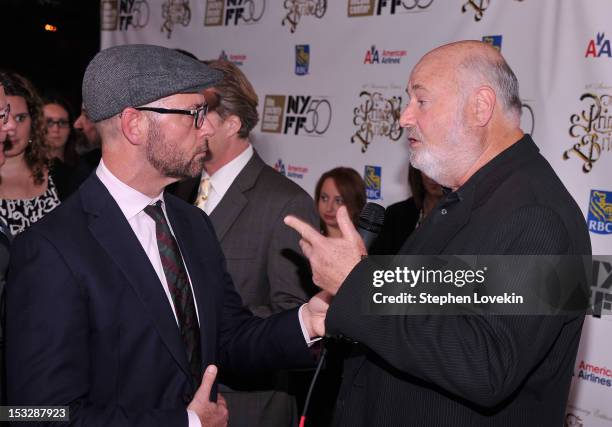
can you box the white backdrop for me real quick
[100,1,612,424]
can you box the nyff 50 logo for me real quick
[282,0,327,33]
[351,91,403,153]
[204,0,265,27]
[565,91,612,173]
[348,0,433,17]
[101,0,150,31]
[261,95,332,136]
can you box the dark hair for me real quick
[314,167,366,235]
[204,60,259,138]
[0,71,49,185]
[42,91,80,167]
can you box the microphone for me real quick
[356,202,385,251]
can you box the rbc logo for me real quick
[587,189,612,234]
[364,165,382,200]
[482,35,502,51]
[295,45,310,75]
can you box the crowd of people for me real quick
[0,40,590,427]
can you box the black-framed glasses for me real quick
[0,103,10,125]
[46,118,70,129]
[135,103,208,129]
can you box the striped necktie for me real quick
[144,201,202,384]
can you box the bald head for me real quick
[415,40,522,122]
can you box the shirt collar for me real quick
[204,143,253,197]
[96,159,164,220]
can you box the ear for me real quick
[224,114,242,138]
[473,85,496,127]
[119,108,147,146]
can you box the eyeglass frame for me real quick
[0,103,10,125]
[46,118,71,129]
[134,103,208,129]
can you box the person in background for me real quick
[0,71,60,235]
[168,59,319,427]
[314,167,366,237]
[372,166,443,255]
[42,94,79,166]
[0,75,17,407]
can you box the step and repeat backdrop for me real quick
[100,1,611,424]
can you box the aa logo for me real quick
[282,0,327,33]
[585,33,612,58]
[587,190,612,235]
[351,91,402,153]
[565,93,612,173]
[261,95,332,136]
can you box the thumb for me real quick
[193,364,218,404]
[336,206,361,243]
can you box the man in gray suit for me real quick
[168,60,320,427]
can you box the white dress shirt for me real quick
[96,160,202,427]
[201,143,253,215]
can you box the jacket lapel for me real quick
[80,175,192,380]
[208,152,264,241]
[165,198,217,365]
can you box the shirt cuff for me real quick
[298,304,322,347]
[187,409,202,427]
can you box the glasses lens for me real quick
[46,119,70,128]
[195,104,207,129]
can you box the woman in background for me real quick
[314,166,366,237]
[372,165,443,255]
[0,71,60,235]
[42,93,79,166]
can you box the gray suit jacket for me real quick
[168,151,319,426]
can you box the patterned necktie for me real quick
[144,201,202,384]
[195,176,210,210]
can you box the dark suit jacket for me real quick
[6,173,314,427]
[326,135,591,426]
[371,197,420,255]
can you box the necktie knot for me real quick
[144,201,166,224]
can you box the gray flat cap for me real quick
[82,44,221,122]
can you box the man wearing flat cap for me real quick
[5,44,328,427]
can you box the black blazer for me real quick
[326,135,591,427]
[6,174,313,426]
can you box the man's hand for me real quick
[187,365,228,427]
[285,206,366,295]
[302,290,333,338]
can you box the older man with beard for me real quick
[6,45,328,427]
[286,40,591,426]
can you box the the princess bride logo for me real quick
[351,89,403,153]
[565,88,612,173]
[282,0,327,33]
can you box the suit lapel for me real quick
[81,176,192,380]
[209,152,264,241]
[165,198,217,365]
